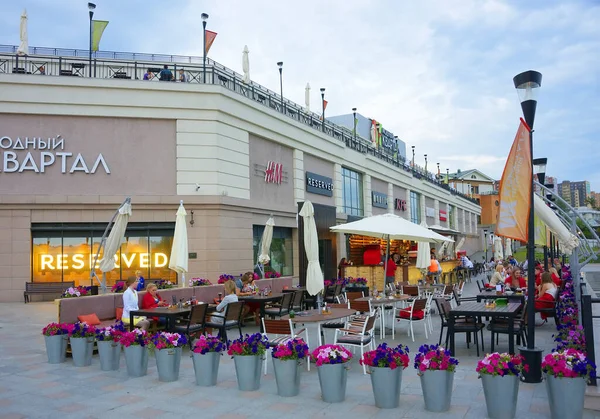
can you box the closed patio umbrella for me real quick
[493,235,504,261]
[242,45,250,84]
[257,216,275,278]
[169,201,189,286]
[504,238,513,257]
[416,221,432,271]
[17,9,28,56]
[300,201,324,296]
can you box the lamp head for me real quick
[513,70,542,128]
[320,87,325,93]
[201,13,209,21]
[277,61,283,69]
[88,2,96,10]
[533,157,547,185]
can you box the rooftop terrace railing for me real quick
[0,44,479,205]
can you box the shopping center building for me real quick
[0,45,481,302]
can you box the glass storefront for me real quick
[252,226,293,276]
[31,223,175,286]
[410,191,421,224]
[342,167,363,216]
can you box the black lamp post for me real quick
[352,107,357,141]
[320,88,326,131]
[201,13,209,83]
[514,69,543,384]
[88,2,96,78]
[484,229,488,263]
[437,162,440,180]
[411,146,415,168]
[446,168,449,185]
[424,154,428,174]
[277,61,283,109]
[534,158,548,270]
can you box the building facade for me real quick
[0,48,480,302]
[559,180,590,207]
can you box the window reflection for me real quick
[253,226,293,276]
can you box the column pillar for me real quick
[387,182,394,214]
[461,209,466,233]
[334,163,344,214]
[434,199,440,225]
[364,174,372,217]
[468,211,473,234]
[405,188,412,221]
[420,194,426,225]
[293,150,305,204]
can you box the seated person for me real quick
[489,264,505,287]
[121,277,150,330]
[210,280,239,325]
[240,271,260,325]
[135,270,145,291]
[141,283,168,324]
[549,267,562,287]
[535,272,558,322]
[460,255,474,269]
[534,264,543,287]
[504,268,526,289]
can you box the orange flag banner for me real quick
[205,30,217,55]
[496,118,532,242]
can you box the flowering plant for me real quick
[42,322,73,336]
[324,277,349,287]
[476,353,528,376]
[227,333,269,356]
[116,329,151,347]
[413,344,459,373]
[265,271,281,278]
[111,281,126,293]
[557,266,578,326]
[61,286,91,298]
[156,280,174,289]
[150,332,187,350]
[69,322,97,338]
[95,321,126,342]
[360,343,410,370]
[542,349,596,380]
[311,344,353,366]
[553,325,586,352]
[271,338,309,361]
[189,278,212,287]
[349,277,368,285]
[218,274,235,284]
[192,335,226,354]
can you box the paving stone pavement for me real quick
[1,275,599,419]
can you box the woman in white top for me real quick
[211,280,239,324]
[535,272,558,322]
[489,264,505,287]
[122,277,150,330]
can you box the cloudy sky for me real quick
[1,0,599,188]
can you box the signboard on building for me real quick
[306,172,333,197]
[372,191,388,209]
[426,207,436,218]
[265,161,283,184]
[394,198,407,211]
[439,210,447,222]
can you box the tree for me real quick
[585,196,599,210]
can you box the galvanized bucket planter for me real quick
[317,363,349,403]
[546,375,586,419]
[192,352,221,386]
[155,347,182,382]
[419,370,454,412]
[44,335,68,364]
[124,345,149,377]
[369,366,403,409]
[233,355,263,391]
[481,374,520,419]
[70,337,94,367]
[272,358,302,397]
[97,341,121,371]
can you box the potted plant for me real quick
[69,322,96,367]
[227,333,269,391]
[542,348,596,419]
[42,322,72,364]
[476,352,528,419]
[192,335,226,386]
[150,332,187,382]
[311,344,353,403]
[360,343,410,409]
[218,274,235,284]
[111,281,126,293]
[61,286,90,298]
[189,278,212,287]
[414,344,459,412]
[95,321,126,371]
[118,329,151,377]
[271,338,309,397]
[156,280,174,290]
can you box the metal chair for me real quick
[438,298,485,356]
[261,318,309,374]
[488,303,528,352]
[321,302,351,343]
[264,292,293,319]
[172,303,208,350]
[204,301,245,344]
[334,314,377,374]
[393,298,428,342]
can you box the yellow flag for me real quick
[534,215,547,246]
[92,20,109,52]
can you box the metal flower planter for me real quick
[272,358,302,397]
[192,352,221,386]
[70,337,94,367]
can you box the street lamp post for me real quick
[201,13,209,83]
[437,162,440,180]
[484,229,488,263]
[534,158,548,270]
[446,168,450,185]
[411,146,415,171]
[88,2,96,78]
[514,69,543,384]
[277,61,283,109]
[352,107,357,142]
[424,154,428,174]
[320,88,326,131]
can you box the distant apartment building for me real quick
[559,180,590,207]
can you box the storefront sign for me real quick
[306,172,333,197]
[0,135,111,174]
[439,210,448,222]
[38,252,169,270]
[426,207,436,218]
[265,161,283,184]
[372,191,388,209]
[394,198,407,211]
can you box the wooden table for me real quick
[129,306,190,332]
[238,293,284,331]
[356,295,411,338]
[448,302,522,355]
[476,291,526,303]
[282,308,356,346]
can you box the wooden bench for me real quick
[24,281,74,303]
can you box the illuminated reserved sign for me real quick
[0,135,110,174]
[39,252,169,270]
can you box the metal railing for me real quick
[580,282,599,386]
[0,44,479,205]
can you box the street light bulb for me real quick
[88,2,96,10]
[201,13,209,21]
[277,61,283,69]
[320,88,325,93]
[352,107,357,112]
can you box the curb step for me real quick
[584,386,600,411]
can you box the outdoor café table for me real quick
[356,295,411,339]
[238,293,284,331]
[129,306,190,332]
[282,308,356,346]
[448,302,522,355]
[476,291,526,304]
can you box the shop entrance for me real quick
[298,202,337,286]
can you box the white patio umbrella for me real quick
[504,238,513,257]
[493,235,504,261]
[242,45,250,84]
[17,9,28,56]
[96,199,132,293]
[257,216,275,278]
[454,237,466,253]
[436,241,448,259]
[305,83,310,112]
[300,201,324,296]
[169,201,189,286]
[533,194,579,254]
[416,221,432,270]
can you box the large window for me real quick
[253,226,293,276]
[32,223,175,286]
[410,191,421,224]
[342,167,363,216]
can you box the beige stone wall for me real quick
[0,210,31,302]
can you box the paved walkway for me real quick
[0,275,598,419]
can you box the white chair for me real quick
[422,292,435,334]
[334,314,377,374]
[393,298,428,342]
[261,318,310,374]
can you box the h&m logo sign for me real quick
[265,161,283,184]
